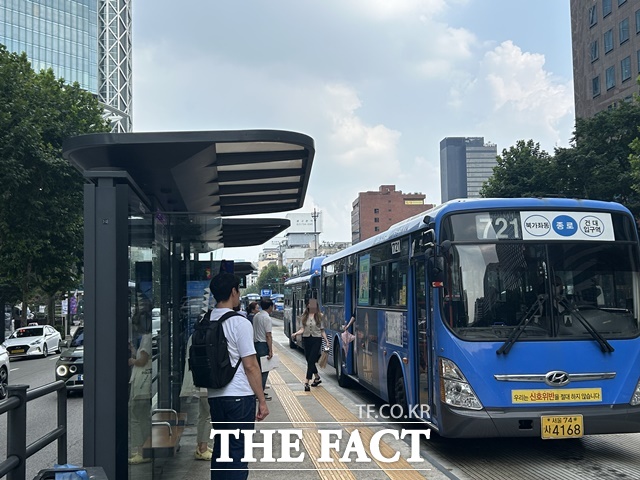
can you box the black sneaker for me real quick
[304,384,310,392]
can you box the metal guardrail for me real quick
[0,381,68,480]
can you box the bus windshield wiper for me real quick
[557,298,615,353]
[496,294,547,355]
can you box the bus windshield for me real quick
[441,232,640,341]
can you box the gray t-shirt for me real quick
[253,310,273,343]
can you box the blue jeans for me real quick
[208,395,256,480]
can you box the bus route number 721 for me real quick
[475,214,521,240]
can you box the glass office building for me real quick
[440,137,498,203]
[0,0,132,132]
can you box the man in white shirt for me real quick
[253,299,274,399]
[208,273,269,479]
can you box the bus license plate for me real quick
[541,415,583,439]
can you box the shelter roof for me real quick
[63,130,315,248]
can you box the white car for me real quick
[2,325,62,359]
[0,344,9,399]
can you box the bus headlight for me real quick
[630,379,640,405]
[439,357,483,410]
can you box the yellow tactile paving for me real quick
[274,345,430,480]
[270,369,356,480]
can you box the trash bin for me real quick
[32,466,108,480]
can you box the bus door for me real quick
[294,285,311,349]
[346,272,357,375]
[290,288,304,349]
[413,260,431,412]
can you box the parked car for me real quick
[0,344,9,399]
[2,325,62,358]
[55,326,84,392]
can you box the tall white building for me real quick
[285,211,323,248]
[0,0,132,132]
[440,137,497,202]
[256,211,325,276]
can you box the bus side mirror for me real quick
[427,240,450,285]
[428,256,445,283]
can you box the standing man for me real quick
[208,273,269,479]
[253,298,274,400]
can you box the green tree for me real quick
[246,264,289,295]
[480,140,557,198]
[0,45,109,327]
[483,102,640,221]
[556,100,640,216]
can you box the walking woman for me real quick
[293,298,329,391]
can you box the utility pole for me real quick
[311,208,319,256]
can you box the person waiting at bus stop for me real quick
[246,301,260,324]
[253,298,274,400]
[293,298,329,391]
[208,273,269,479]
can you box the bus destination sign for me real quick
[474,211,615,241]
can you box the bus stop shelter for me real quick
[62,130,315,480]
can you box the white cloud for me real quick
[343,0,471,21]
[443,40,574,153]
[326,84,401,171]
[132,1,575,261]
[480,41,574,149]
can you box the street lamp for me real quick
[312,208,319,256]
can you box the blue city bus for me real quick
[322,197,640,438]
[283,256,326,349]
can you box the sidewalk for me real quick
[156,341,452,480]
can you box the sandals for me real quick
[304,377,321,390]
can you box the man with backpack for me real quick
[206,273,269,479]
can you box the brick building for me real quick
[351,185,433,243]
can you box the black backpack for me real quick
[188,310,243,389]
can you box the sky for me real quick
[131,0,575,263]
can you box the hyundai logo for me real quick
[545,371,570,387]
